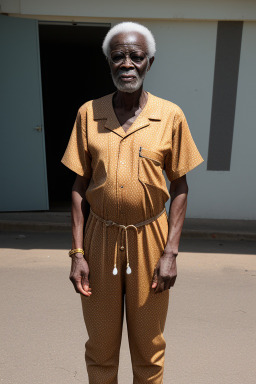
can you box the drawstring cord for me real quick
[113,224,137,275]
[90,208,166,275]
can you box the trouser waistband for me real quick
[90,208,166,275]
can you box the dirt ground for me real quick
[0,231,256,384]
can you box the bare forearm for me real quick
[69,175,92,297]
[71,176,90,249]
[164,177,188,255]
[152,176,188,292]
[71,193,85,249]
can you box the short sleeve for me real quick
[61,107,92,178]
[164,108,204,182]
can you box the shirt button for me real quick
[120,185,124,188]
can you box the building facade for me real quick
[0,0,256,219]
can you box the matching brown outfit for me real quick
[61,91,203,384]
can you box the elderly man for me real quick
[61,22,203,384]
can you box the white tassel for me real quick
[113,267,118,275]
[126,265,132,275]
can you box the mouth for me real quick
[119,74,136,82]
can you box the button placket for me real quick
[117,139,126,214]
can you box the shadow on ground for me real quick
[0,231,256,255]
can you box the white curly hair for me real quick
[102,22,156,58]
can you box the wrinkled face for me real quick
[108,32,153,93]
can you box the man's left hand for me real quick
[152,251,177,293]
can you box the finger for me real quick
[170,275,177,287]
[72,280,92,297]
[77,281,92,296]
[165,276,177,290]
[154,280,165,294]
[152,268,158,288]
[81,275,91,292]
[164,279,173,290]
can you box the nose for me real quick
[120,55,134,68]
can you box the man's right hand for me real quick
[69,255,92,297]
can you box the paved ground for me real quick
[0,231,256,384]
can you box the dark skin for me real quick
[108,32,154,127]
[69,175,92,297]
[152,175,188,292]
[69,32,189,296]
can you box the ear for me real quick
[147,56,154,71]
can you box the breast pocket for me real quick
[138,147,165,187]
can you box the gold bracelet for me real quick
[69,248,84,257]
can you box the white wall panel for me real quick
[191,21,256,219]
[143,20,256,219]
[228,22,256,219]
[141,20,217,218]
[0,0,20,13]
[2,0,256,20]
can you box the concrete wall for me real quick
[1,0,256,20]
[142,20,256,219]
[192,21,256,220]
[1,2,256,219]
[140,20,215,218]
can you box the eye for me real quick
[130,52,146,63]
[111,52,125,63]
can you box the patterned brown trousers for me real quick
[81,209,170,384]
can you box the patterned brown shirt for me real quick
[61,92,203,225]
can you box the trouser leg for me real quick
[125,212,170,384]
[126,288,169,384]
[81,216,124,384]
[81,293,124,384]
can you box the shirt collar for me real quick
[92,92,161,138]
[92,92,162,121]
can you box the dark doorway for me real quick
[39,23,115,210]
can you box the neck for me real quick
[113,87,147,111]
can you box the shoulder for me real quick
[148,92,185,119]
[77,93,114,119]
